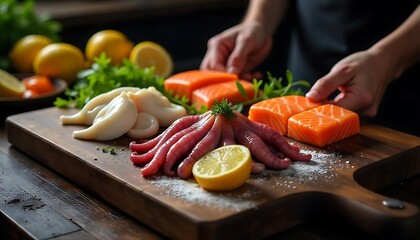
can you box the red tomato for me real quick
[22,75,54,95]
[22,89,41,98]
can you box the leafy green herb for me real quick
[100,146,117,155]
[54,53,165,108]
[211,99,237,120]
[0,0,61,71]
[163,90,207,115]
[237,70,310,106]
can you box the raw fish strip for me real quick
[235,112,311,162]
[141,114,215,177]
[218,115,236,146]
[163,114,216,176]
[130,114,207,164]
[177,115,223,179]
[231,116,291,170]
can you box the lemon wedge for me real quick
[129,41,173,78]
[192,145,252,191]
[0,69,25,97]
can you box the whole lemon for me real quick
[85,30,134,66]
[33,43,86,84]
[9,35,53,73]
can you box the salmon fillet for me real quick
[248,96,321,135]
[192,80,255,110]
[287,104,360,147]
[164,70,238,101]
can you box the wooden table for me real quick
[1,110,419,240]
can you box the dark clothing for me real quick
[287,0,420,136]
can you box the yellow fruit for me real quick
[85,30,133,65]
[129,41,173,77]
[9,34,53,73]
[33,43,86,84]
[192,145,252,191]
[0,69,25,97]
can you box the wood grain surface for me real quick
[5,107,420,240]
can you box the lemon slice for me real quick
[130,41,173,78]
[0,69,25,97]
[192,145,252,191]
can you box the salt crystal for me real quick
[148,149,349,210]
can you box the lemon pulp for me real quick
[0,69,25,97]
[192,145,252,191]
[129,41,173,78]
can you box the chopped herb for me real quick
[211,99,237,120]
[99,146,117,155]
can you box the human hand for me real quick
[306,51,393,117]
[200,21,272,80]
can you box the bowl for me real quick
[0,74,67,116]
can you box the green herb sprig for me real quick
[163,90,207,115]
[54,53,165,108]
[210,99,237,120]
[237,70,310,106]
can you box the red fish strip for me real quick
[140,114,213,177]
[130,114,202,152]
[177,114,223,179]
[218,115,236,146]
[231,116,291,170]
[163,114,216,176]
[234,112,311,162]
[130,114,208,164]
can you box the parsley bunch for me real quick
[54,53,165,108]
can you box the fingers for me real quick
[200,30,238,72]
[307,63,379,116]
[306,64,354,102]
[226,32,257,74]
[201,23,271,77]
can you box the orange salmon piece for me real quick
[287,104,360,147]
[164,70,238,101]
[248,96,321,135]
[192,80,255,110]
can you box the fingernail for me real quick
[227,66,239,74]
[306,90,319,101]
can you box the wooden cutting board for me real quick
[5,107,420,240]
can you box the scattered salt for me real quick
[148,149,351,210]
[149,177,259,211]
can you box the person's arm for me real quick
[242,0,288,37]
[306,5,420,117]
[200,0,289,79]
[369,5,420,80]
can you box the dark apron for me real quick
[287,0,420,136]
